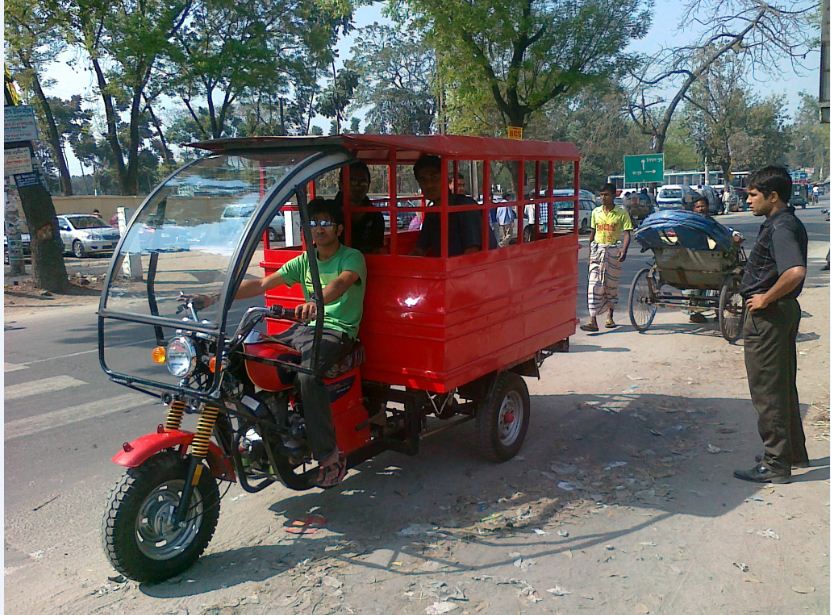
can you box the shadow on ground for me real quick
[138,392,828,597]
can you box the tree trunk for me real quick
[124,90,144,195]
[91,57,129,194]
[144,95,175,165]
[14,144,68,292]
[21,56,73,195]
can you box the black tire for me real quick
[523,225,535,243]
[718,275,745,343]
[628,267,658,332]
[580,218,589,234]
[102,452,220,583]
[72,240,85,258]
[477,372,530,462]
[267,228,277,243]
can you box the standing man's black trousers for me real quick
[743,297,808,469]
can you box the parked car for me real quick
[524,189,594,235]
[656,184,696,211]
[221,200,285,241]
[57,214,121,258]
[3,219,31,264]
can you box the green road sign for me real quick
[624,154,664,183]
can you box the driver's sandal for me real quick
[315,451,347,488]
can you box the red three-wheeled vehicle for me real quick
[97,135,581,582]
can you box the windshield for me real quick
[103,152,310,324]
[69,216,108,229]
[659,189,683,199]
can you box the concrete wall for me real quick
[51,196,147,222]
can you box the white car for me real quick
[58,214,121,258]
[524,189,594,235]
[656,185,696,211]
[221,200,285,242]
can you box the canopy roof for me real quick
[188,134,580,163]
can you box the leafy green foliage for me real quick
[404,0,651,130]
[349,22,437,134]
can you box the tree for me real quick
[787,93,830,179]
[680,52,747,180]
[403,0,650,132]
[349,22,437,135]
[4,71,68,291]
[729,95,790,170]
[317,65,359,133]
[58,0,193,194]
[627,0,817,153]
[167,0,352,139]
[6,0,75,195]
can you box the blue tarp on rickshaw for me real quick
[634,210,735,252]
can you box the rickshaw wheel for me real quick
[102,451,220,583]
[628,268,658,332]
[718,275,745,343]
[477,372,530,462]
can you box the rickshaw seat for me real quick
[324,342,365,379]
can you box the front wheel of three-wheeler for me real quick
[102,452,220,583]
[718,275,746,343]
[477,372,530,462]
[628,267,658,332]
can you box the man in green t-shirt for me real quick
[190,198,366,487]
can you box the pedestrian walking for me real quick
[495,204,516,246]
[580,183,633,331]
[733,166,809,485]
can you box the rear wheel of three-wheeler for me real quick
[628,267,658,332]
[477,372,530,462]
[718,275,745,343]
[102,452,220,583]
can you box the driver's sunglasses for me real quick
[306,219,336,228]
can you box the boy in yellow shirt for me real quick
[581,183,633,331]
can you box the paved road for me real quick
[3,202,828,580]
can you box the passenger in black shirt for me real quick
[410,155,497,257]
[733,166,809,485]
[334,161,385,254]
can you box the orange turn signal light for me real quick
[151,346,166,364]
[208,356,217,373]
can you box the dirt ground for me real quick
[4,277,102,313]
[5,282,829,614]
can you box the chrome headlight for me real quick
[166,336,197,378]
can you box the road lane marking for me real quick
[4,363,28,373]
[5,393,155,441]
[4,376,87,401]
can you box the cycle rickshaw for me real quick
[627,210,746,342]
[96,134,582,582]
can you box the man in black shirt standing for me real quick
[734,166,809,485]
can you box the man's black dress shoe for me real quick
[734,463,791,484]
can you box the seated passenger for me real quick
[334,161,384,254]
[410,155,497,256]
[449,172,468,195]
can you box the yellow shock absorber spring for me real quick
[190,405,220,458]
[164,399,186,431]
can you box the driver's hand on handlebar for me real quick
[295,301,318,322]
[178,292,216,311]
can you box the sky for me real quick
[41,1,822,176]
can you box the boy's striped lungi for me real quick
[587,241,623,317]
